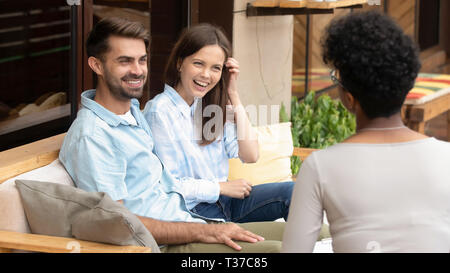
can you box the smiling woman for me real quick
[176,44,225,105]
[161,24,232,144]
[143,23,294,225]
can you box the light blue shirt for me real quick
[59,89,206,223]
[143,84,240,210]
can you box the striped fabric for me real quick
[292,68,332,97]
[291,69,450,106]
[405,73,450,105]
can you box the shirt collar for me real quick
[163,84,200,119]
[80,89,142,127]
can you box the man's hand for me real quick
[219,179,252,199]
[197,222,264,251]
[137,216,264,251]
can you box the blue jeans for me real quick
[191,182,294,223]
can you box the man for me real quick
[59,17,284,253]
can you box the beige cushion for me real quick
[228,122,293,185]
[0,159,74,234]
[15,180,159,251]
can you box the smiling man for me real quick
[59,17,285,253]
[87,34,148,114]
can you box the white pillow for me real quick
[228,122,294,185]
[0,159,74,234]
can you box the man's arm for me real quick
[117,199,263,250]
[137,215,264,251]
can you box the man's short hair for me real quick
[86,17,150,61]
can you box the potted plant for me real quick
[281,91,356,175]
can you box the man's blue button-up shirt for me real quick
[59,89,206,223]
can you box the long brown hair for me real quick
[163,23,232,145]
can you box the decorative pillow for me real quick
[0,159,73,234]
[228,122,293,185]
[15,179,160,252]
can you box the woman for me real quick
[282,11,450,253]
[143,23,293,223]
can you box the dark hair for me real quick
[321,11,421,119]
[86,17,149,61]
[163,23,232,145]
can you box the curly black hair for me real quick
[321,10,421,119]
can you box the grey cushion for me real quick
[15,179,160,252]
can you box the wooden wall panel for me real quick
[292,0,417,73]
[293,9,350,71]
[149,0,186,100]
[292,15,307,70]
[387,0,416,39]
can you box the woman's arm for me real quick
[281,155,324,253]
[225,58,259,163]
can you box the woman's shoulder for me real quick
[308,137,450,164]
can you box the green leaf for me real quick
[280,102,290,123]
[304,91,315,106]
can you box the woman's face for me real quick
[175,44,226,105]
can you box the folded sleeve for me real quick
[60,135,128,201]
[177,177,220,206]
[282,154,324,253]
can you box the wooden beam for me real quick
[408,120,425,134]
[408,93,450,122]
[447,110,450,142]
[0,247,12,253]
[0,230,151,253]
[280,0,306,8]
[306,0,366,9]
[252,0,280,7]
[292,147,318,160]
[0,133,65,184]
[246,3,333,17]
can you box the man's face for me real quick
[101,36,148,100]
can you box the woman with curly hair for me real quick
[282,11,450,252]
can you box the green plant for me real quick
[280,91,356,175]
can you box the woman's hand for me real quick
[225,57,240,99]
[224,57,259,163]
[219,179,252,199]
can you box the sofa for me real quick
[0,123,318,253]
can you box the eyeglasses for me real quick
[330,69,347,90]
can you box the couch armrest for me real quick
[0,133,66,184]
[0,230,151,253]
[292,147,318,160]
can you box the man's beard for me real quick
[104,68,146,101]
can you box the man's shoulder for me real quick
[63,108,114,147]
[144,92,175,115]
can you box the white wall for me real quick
[233,0,293,125]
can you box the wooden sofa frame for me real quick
[0,133,316,253]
